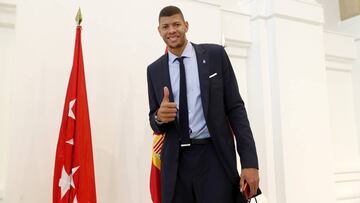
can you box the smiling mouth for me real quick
[168,36,179,42]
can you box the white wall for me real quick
[0,26,14,203]
[0,1,15,202]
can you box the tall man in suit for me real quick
[147,6,259,203]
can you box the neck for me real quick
[169,40,188,57]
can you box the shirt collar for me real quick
[168,41,194,64]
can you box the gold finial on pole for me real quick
[75,8,82,25]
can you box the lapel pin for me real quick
[203,59,206,64]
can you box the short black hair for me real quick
[158,6,185,23]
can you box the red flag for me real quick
[53,26,97,203]
[150,133,164,203]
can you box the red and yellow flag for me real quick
[150,133,164,203]
[53,25,97,203]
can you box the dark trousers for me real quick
[172,141,235,203]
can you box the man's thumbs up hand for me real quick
[156,86,177,123]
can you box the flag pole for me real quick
[75,8,82,25]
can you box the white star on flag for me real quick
[58,166,80,198]
[68,99,76,119]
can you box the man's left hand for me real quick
[240,168,259,198]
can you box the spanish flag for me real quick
[150,133,164,203]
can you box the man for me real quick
[147,6,259,203]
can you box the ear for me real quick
[157,26,161,35]
[184,21,189,33]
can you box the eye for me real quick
[162,25,169,30]
[176,23,181,27]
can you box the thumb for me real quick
[162,86,170,102]
[240,177,245,192]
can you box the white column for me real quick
[243,0,336,202]
[338,15,360,165]
[337,16,360,202]
[324,31,360,202]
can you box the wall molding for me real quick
[334,168,360,175]
[326,54,355,64]
[325,54,355,72]
[294,0,322,7]
[223,37,251,59]
[324,30,355,38]
[335,173,360,183]
[247,0,323,25]
[251,13,323,26]
[220,7,252,59]
[324,31,357,70]
[0,2,16,28]
[336,194,360,201]
[190,0,221,7]
[220,6,251,17]
[223,37,251,48]
[334,167,360,201]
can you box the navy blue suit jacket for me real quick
[147,43,258,203]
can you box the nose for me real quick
[168,25,176,34]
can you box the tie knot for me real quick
[175,57,185,63]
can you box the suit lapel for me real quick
[192,43,210,119]
[160,53,175,102]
